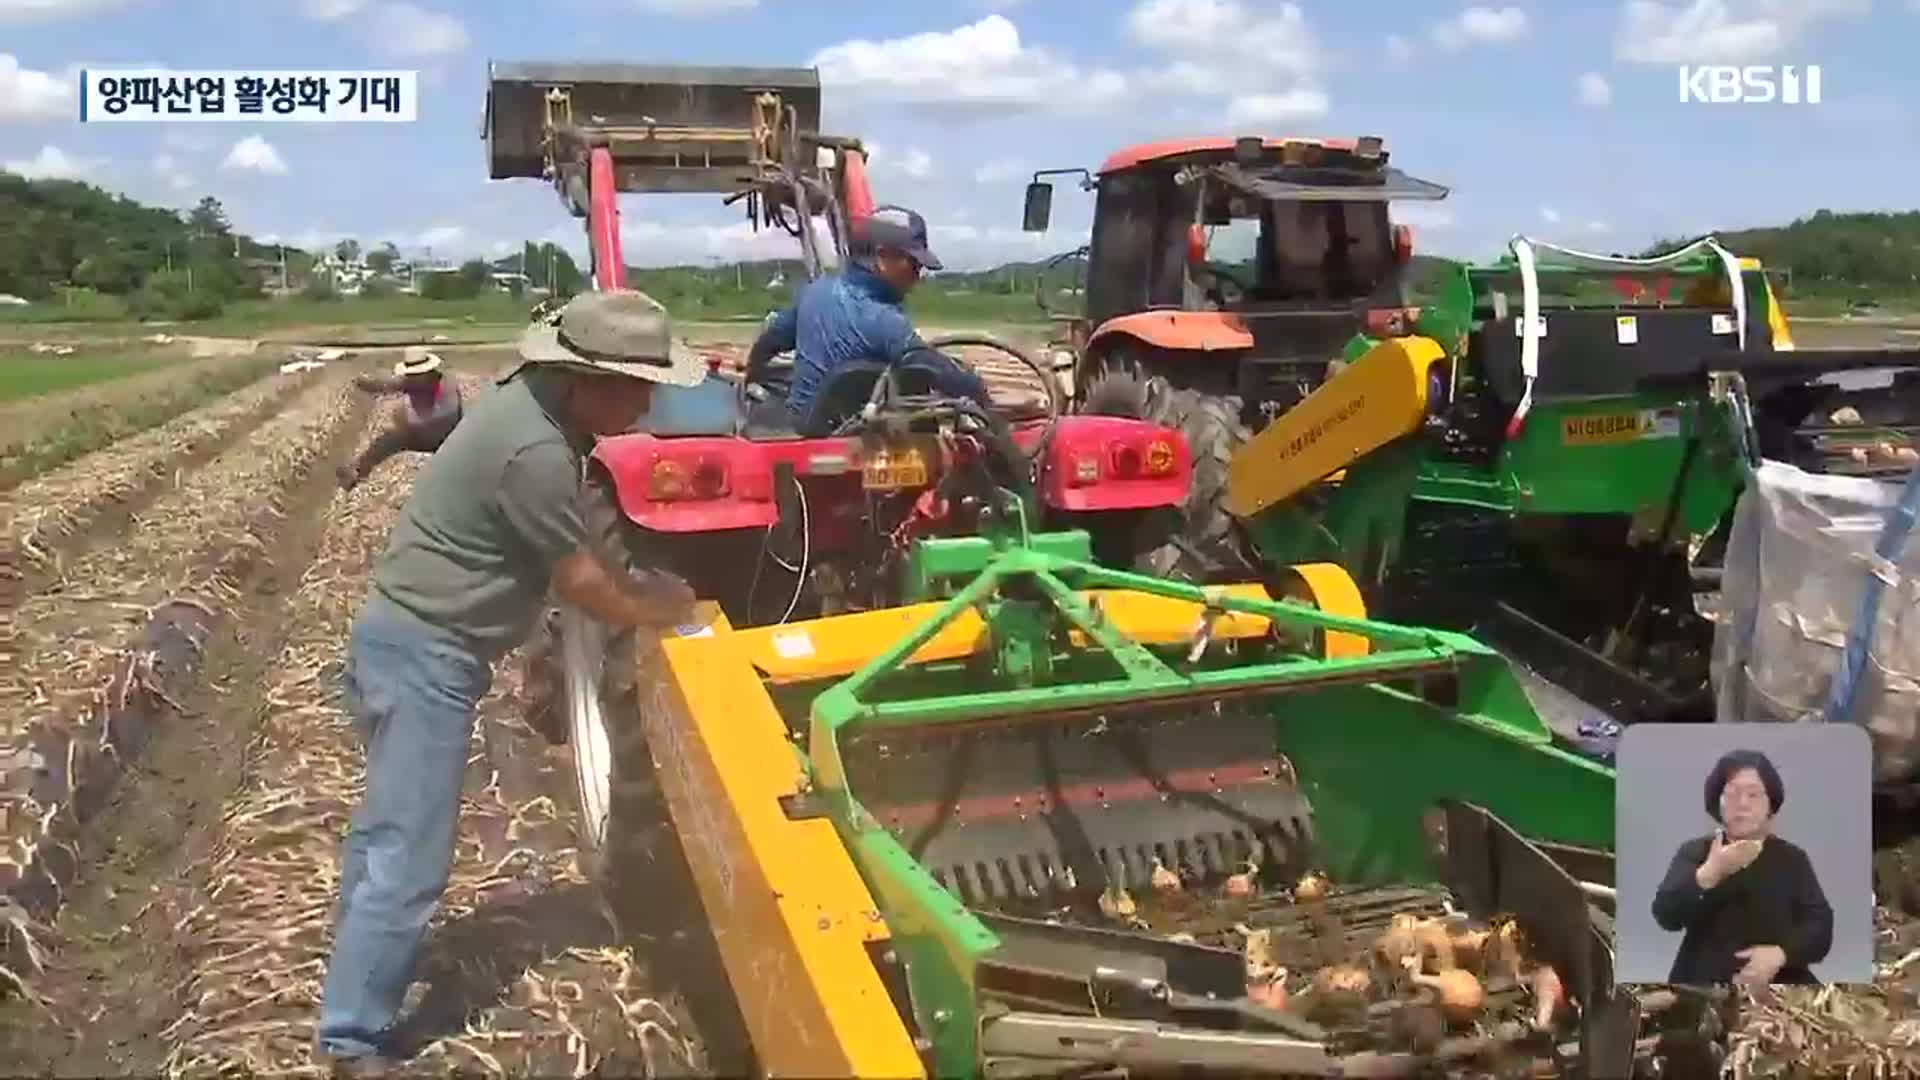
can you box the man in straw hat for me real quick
[315,290,701,1075]
[336,346,463,491]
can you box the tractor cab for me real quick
[1020,135,1453,582]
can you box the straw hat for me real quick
[510,289,705,388]
[394,346,443,377]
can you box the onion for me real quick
[1099,886,1138,920]
[1151,858,1183,897]
[1413,918,1457,972]
[1294,872,1330,903]
[1240,926,1279,980]
[1402,955,1485,1024]
[1447,926,1491,973]
[1373,913,1422,976]
[1224,861,1259,898]
[1531,964,1566,1030]
[1245,970,1289,1011]
[1313,963,1373,998]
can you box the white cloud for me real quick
[1576,71,1614,106]
[865,143,936,182]
[151,152,193,192]
[634,0,757,13]
[1385,34,1418,64]
[415,224,465,249]
[1396,203,1457,231]
[298,0,467,58]
[222,135,288,175]
[1541,206,1563,224]
[162,131,214,152]
[1124,0,1329,121]
[973,159,1026,184]
[368,3,468,57]
[0,54,75,121]
[4,144,94,180]
[1615,0,1867,64]
[1433,6,1530,49]
[811,15,1127,111]
[1126,0,1317,78]
[298,0,366,16]
[1225,89,1330,125]
[1585,220,1613,234]
[0,0,129,21]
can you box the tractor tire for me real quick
[522,471,683,916]
[1082,358,1255,583]
[522,474,757,1075]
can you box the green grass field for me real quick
[0,351,180,403]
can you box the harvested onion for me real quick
[1151,858,1183,896]
[1531,964,1566,1030]
[1314,963,1372,997]
[1099,886,1138,920]
[1402,955,1485,1024]
[1240,926,1279,980]
[1447,926,1491,973]
[1294,872,1330,903]
[1224,861,1259,898]
[1245,969,1289,1011]
[1373,913,1423,976]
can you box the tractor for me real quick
[479,77,1737,1077]
[1019,134,1449,582]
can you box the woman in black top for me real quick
[1651,749,1833,986]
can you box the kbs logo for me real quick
[1678,65,1822,105]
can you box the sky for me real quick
[1,0,1917,271]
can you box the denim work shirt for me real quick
[758,265,929,420]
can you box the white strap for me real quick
[1508,235,1540,437]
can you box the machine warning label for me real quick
[1274,395,1365,461]
[1562,408,1682,445]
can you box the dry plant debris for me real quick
[0,374,362,986]
[0,368,319,592]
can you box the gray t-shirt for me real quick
[373,369,588,659]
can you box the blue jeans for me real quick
[316,593,494,1059]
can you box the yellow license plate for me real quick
[862,446,929,490]
[1561,408,1681,446]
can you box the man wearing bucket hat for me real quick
[336,346,464,491]
[315,290,701,1075]
[744,203,990,434]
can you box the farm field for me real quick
[0,320,1915,1078]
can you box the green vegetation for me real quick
[0,353,276,487]
[0,351,178,403]
[1646,210,1920,312]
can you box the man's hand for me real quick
[625,569,698,629]
[1732,945,1788,987]
[551,550,697,632]
[1696,831,1764,890]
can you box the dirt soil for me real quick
[0,378,723,1078]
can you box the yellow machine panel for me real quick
[1224,335,1449,519]
[645,611,927,1080]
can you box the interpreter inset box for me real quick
[1613,723,1873,987]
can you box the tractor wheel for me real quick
[521,472,683,914]
[1082,355,1255,583]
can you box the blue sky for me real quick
[1,0,1916,270]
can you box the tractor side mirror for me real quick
[1023,181,1054,233]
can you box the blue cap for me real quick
[853,204,942,271]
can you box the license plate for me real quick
[862,446,929,490]
[1561,408,1681,446]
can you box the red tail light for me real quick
[1186,224,1208,268]
[649,454,730,501]
[1393,223,1414,264]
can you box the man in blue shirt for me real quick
[745,205,989,434]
